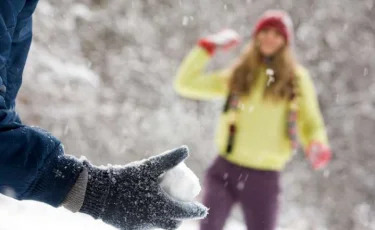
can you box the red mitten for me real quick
[306,141,332,170]
[198,29,241,56]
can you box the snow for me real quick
[205,29,241,46]
[0,195,114,230]
[0,195,245,230]
[160,162,201,202]
[32,46,100,87]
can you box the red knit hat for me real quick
[253,10,294,44]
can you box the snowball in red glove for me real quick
[306,141,332,170]
[198,29,241,55]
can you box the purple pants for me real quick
[200,156,280,230]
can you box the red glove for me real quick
[306,141,332,170]
[198,29,241,56]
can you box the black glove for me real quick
[79,146,207,230]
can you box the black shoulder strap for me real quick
[223,93,233,113]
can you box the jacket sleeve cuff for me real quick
[197,39,216,56]
[62,167,88,212]
[21,144,84,207]
[79,162,111,219]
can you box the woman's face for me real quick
[256,28,286,57]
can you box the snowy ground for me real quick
[0,195,246,230]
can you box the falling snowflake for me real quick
[223,173,229,180]
[237,182,245,191]
[54,169,63,178]
[182,16,189,26]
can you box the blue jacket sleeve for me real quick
[0,0,83,207]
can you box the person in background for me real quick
[175,10,332,230]
[0,0,207,229]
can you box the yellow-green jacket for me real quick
[174,47,329,171]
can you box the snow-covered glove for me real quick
[305,141,332,170]
[198,29,241,55]
[79,146,208,230]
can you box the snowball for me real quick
[160,162,201,202]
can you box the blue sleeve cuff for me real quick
[21,144,84,207]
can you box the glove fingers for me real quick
[222,39,240,50]
[168,200,208,220]
[155,219,182,230]
[146,146,189,177]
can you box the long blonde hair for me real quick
[229,40,298,101]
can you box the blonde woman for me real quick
[175,10,332,230]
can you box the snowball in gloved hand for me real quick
[160,162,201,202]
[79,146,207,230]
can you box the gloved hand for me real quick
[305,141,332,170]
[198,29,241,55]
[79,146,207,230]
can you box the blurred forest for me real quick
[17,0,375,229]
